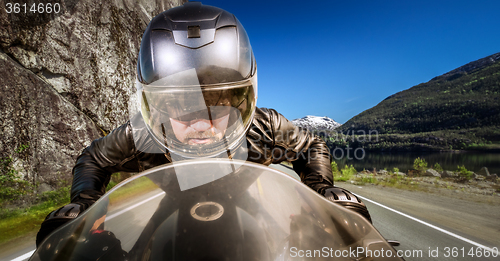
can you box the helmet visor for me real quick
[138,73,256,158]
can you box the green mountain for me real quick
[335,52,500,151]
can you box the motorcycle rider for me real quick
[36,2,371,247]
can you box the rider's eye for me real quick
[209,107,231,119]
[172,107,230,122]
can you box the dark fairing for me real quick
[32,159,403,261]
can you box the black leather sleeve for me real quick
[71,121,140,203]
[248,108,334,195]
[291,135,333,195]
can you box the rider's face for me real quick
[169,108,230,145]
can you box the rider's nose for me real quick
[190,119,213,132]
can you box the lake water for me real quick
[333,151,500,175]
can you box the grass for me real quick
[332,163,357,182]
[456,165,474,180]
[358,174,378,184]
[0,186,70,245]
[352,172,420,191]
[0,174,158,246]
[334,158,480,192]
[107,176,159,205]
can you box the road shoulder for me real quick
[338,181,500,246]
[0,232,36,261]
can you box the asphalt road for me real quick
[340,182,500,261]
[3,164,499,261]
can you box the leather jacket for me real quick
[70,107,334,203]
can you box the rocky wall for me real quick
[0,0,186,192]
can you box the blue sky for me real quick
[200,0,500,123]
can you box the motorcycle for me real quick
[31,159,404,260]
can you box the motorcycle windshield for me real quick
[32,159,403,261]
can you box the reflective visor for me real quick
[137,70,257,158]
[168,106,232,122]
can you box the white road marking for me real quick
[10,251,35,261]
[356,193,500,255]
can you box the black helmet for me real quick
[136,2,257,159]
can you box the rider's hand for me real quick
[75,230,128,261]
[36,202,87,247]
[37,190,102,247]
[324,187,372,223]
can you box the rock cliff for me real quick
[0,0,186,192]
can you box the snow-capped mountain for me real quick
[292,116,341,131]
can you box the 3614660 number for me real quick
[5,3,61,14]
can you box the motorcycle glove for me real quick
[36,201,88,248]
[75,230,128,261]
[324,187,372,223]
